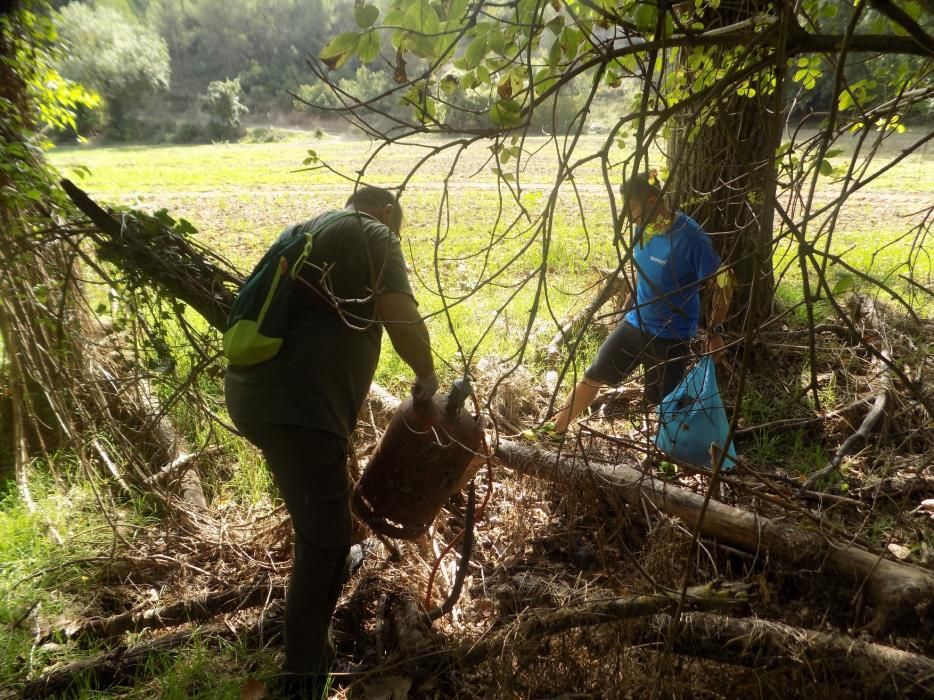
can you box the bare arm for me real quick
[705,267,734,356]
[375,292,434,381]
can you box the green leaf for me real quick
[490,99,523,128]
[70,164,92,180]
[476,64,491,85]
[464,35,489,70]
[445,0,470,25]
[459,71,479,89]
[838,90,854,111]
[401,85,438,125]
[832,274,854,295]
[320,32,360,70]
[559,27,580,60]
[534,67,558,96]
[357,30,381,62]
[516,0,537,25]
[410,32,439,58]
[634,3,658,33]
[405,0,440,35]
[440,74,458,95]
[548,37,561,68]
[354,4,380,29]
[490,167,515,182]
[488,28,507,55]
[175,218,197,236]
[154,209,176,226]
[819,158,833,176]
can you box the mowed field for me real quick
[48,130,934,391]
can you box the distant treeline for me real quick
[46,0,929,143]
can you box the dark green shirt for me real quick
[225,210,413,438]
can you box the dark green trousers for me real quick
[234,420,352,675]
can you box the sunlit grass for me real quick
[0,470,138,689]
[49,132,931,388]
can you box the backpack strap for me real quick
[291,209,384,324]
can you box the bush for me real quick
[295,67,397,116]
[444,88,492,131]
[294,81,343,111]
[243,127,287,143]
[54,3,170,141]
[200,78,248,141]
[529,88,587,135]
[172,121,207,144]
[48,101,106,143]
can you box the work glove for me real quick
[411,372,439,402]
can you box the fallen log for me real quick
[61,179,239,330]
[40,582,283,643]
[495,439,934,634]
[858,474,934,500]
[60,179,238,515]
[14,616,284,699]
[456,582,747,665]
[638,613,934,698]
[450,600,933,698]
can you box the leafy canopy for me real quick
[317,0,931,131]
[54,2,170,112]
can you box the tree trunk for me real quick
[494,439,934,634]
[666,2,780,330]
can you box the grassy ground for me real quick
[48,130,933,389]
[0,130,928,697]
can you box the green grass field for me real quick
[47,130,933,391]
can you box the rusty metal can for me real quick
[352,380,484,539]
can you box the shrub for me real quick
[294,81,343,111]
[244,127,287,143]
[173,121,207,144]
[54,3,170,141]
[296,67,397,115]
[200,78,248,141]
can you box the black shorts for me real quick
[585,321,690,404]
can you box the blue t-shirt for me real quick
[624,212,720,340]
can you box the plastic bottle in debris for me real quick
[352,379,484,540]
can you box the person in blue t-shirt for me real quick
[543,171,730,440]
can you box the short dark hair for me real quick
[346,186,402,233]
[620,170,662,202]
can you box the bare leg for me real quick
[553,378,603,434]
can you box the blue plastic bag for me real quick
[655,356,737,470]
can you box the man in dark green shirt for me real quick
[226,187,436,691]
